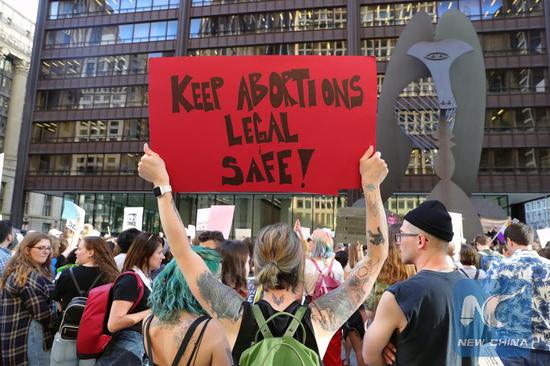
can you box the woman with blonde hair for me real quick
[138,144,390,365]
[0,232,58,365]
[365,223,416,320]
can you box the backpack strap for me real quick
[327,258,334,273]
[283,306,307,339]
[458,268,470,279]
[85,272,104,297]
[172,315,209,366]
[116,271,145,312]
[474,269,480,280]
[143,314,155,366]
[252,306,308,344]
[69,268,84,296]
[252,304,273,339]
[185,317,211,366]
[310,259,322,274]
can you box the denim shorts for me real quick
[95,329,144,366]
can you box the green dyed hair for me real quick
[149,246,221,322]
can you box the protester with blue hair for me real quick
[143,246,232,366]
[304,228,345,365]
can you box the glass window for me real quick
[120,0,137,12]
[101,25,118,45]
[105,0,120,13]
[130,54,148,73]
[58,1,74,18]
[189,19,201,38]
[82,58,97,77]
[166,20,178,39]
[121,154,140,175]
[154,0,170,9]
[150,21,167,40]
[137,0,153,11]
[133,23,150,42]
[49,1,60,19]
[118,24,134,43]
[459,0,481,20]
[481,0,503,18]
[113,55,130,75]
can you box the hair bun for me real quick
[257,260,280,289]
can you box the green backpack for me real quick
[239,305,321,366]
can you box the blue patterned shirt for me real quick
[0,246,11,277]
[485,249,550,351]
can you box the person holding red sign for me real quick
[138,143,389,365]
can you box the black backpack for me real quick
[59,268,103,340]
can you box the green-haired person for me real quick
[143,246,232,366]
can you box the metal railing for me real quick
[48,4,179,20]
[44,34,176,49]
[28,168,139,176]
[31,135,148,143]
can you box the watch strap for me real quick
[153,185,172,197]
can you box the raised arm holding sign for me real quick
[138,143,388,363]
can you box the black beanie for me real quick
[403,200,454,242]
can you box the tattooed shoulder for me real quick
[196,271,243,321]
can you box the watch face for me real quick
[153,187,161,197]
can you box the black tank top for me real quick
[387,270,483,366]
[232,300,319,365]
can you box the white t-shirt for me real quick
[114,253,126,271]
[304,257,344,296]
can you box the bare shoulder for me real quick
[203,318,234,364]
[204,317,231,347]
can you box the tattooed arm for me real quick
[138,144,243,347]
[310,146,389,357]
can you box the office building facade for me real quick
[13,0,550,235]
[0,1,64,231]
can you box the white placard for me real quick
[449,212,464,260]
[196,208,210,231]
[235,228,252,239]
[123,207,144,231]
[301,227,311,239]
[187,224,196,240]
[536,228,550,248]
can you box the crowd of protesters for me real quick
[0,146,547,366]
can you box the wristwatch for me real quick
[153,185,172,197]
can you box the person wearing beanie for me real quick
[363,200,485,366]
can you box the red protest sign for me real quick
[148,56,377,195]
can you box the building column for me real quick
[2,58,30,217]
[177,0,192,56]
[347,0,361,55]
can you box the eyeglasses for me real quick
[32,246,52,252]
[394,232,420,243]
